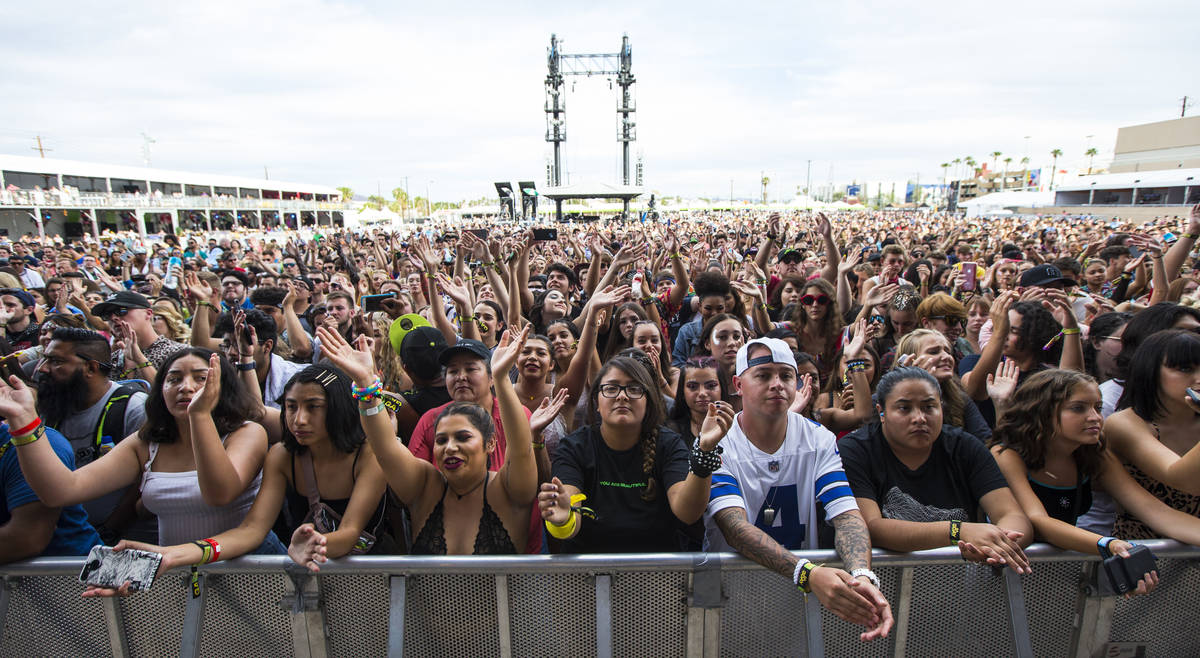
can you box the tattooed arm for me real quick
[831,509,873,572]
[712,506,798,578]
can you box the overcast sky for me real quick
[2,1,1196,201]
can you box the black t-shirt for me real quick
[402,386,451,420]
[839,423,1008,523]
[553,424,690,553]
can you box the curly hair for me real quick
[588,356,664,502]
[1009,301,1062,363]
[990,369,1106,479]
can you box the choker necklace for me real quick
[451,473,489,500]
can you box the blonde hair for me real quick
[370,312,406,392]
[152,304,190,342]
[893,329,967,428]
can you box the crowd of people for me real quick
[0,204,1199,641]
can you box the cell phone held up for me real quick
[79,545,163,593]
[532,228,558,242]
[361,292,396,314]
[961,262,977,292]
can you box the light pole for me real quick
[426,181,433,217]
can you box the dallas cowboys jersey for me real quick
[703,412,857,551]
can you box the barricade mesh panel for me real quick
[1021,560,1081,657]
[817,565,897,657]
[1110,557,1200,657]
[198,573,295,657]
[1,575,111,658]
[118,572,188,656]
[719,569,810,657]
[322,573,389,657]
[509,572,596,657]
[612,571,688,657]
[903,563,1014,655]
[403,573,500,658]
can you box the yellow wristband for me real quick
[545,510,578,539]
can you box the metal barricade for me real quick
[2,540,1197,657]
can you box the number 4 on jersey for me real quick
[754,484,806,548]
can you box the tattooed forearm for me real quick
[713,507,796,579]
[832,510,873,572]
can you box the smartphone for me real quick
[1187,388,1200,405]
[0,355,28,383]
[361,292,396,313]
[78,545,163,593]
[468,229,488,239]
[961,262,977,292]
[532,228,558,241]
[1099,544,1157,596]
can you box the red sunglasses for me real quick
[800,294,831,306]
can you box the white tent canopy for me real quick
[959,190,1055,217]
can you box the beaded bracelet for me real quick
[352,378,384,403]
[844,359,870,374]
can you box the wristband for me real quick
[237,361,257,372]
[359,402,386,416]
[1042,327,1081,351]
[949,519,963,544]
[1097,536,1117,559]
[531,440,546,450]
[201,538,221,563]
[545,509,578,539]
[850,568,880,590]
[689,438,723,477]
[10,417,41,437]
[1183,233,1199,241]
[352,378,384,403]
[11,425,44,447]
[192,540,213,565]
[795,560,816,593]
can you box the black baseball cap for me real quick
[777,248,803,263]
[438,339,491,366]
[1020,264,1070,288]
[399,326,447,381]
[92,290,152,317]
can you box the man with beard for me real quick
[36,327,149,543]
[219,269,254,311]
[0,289,41,352]
[93,290,187,382]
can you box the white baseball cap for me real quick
[735,337,798,376]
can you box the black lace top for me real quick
[411,475,517,555]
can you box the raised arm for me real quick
[558,285,628,403]
[816,213,840,283]
[185,272,221,350]
[280,281,312,359]
[665,402,734,523]
[663,231,690,309]
[962,290,1015,400]
[316,326,435,505]
[492,325,538,505]
[186,353,270,507]
[1163,204,1200,282]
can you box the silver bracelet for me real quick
[850,568,880,590]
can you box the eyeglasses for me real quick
[800,294,831,306]
[598,383,646,399]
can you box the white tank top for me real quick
[139,424,263,546]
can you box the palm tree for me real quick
[1085,148,1099,175]
[990,151,1002,173]
[1049,149,1063,189]
[1002,157,1012,190]
[1020,156,1031,189]
[964,157,977,177]
[952,157,962,181]
[335,186,354,203]
[391,186,410,219]
[760,175,770,205]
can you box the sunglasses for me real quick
[800,294,831,306]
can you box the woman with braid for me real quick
[538,357,733,553]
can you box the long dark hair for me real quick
[668,356,731,424]
[1112,303,1200,381]
[278,365,365,455]
[990,369,1106,479]
[588,356,664,502]
[1117,330,1200,421]
[1083,312,1132,381]
[139,348,261,443]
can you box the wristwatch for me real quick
[850,568,881,590]
[237,361,256,371]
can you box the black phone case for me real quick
[1099,544,1157,595]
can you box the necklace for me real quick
[763,486,781,525]
[451,473,489,500]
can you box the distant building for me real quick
[1109,115,1200,173]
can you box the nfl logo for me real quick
[768,460,780,472]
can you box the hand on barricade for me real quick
[957,522,1029,574]
[809,566,893,640]
[288,524,328,573]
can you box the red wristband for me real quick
[10,417,41,437]
[202,538,221,563]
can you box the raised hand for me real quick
[588,284,630,310]
[789,373,814,415]
[815,212,833,239]
[530,388,569,435]
[730,280,764,302]
[843,317,869,360]
[838,247,863,276]
[288,524,329,573]
[315,326,376,385]
[187,353,223,416]
[986,359,1020,405]
[491,324,531,376]
[697,401,735,451]
[436,273,472,308]
[862,283,899,310]
[0,374,37,425]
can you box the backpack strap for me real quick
[297,451,322,507]
[95,383,141,452]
